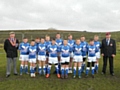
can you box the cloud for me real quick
[0,0,120,32]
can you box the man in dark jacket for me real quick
[4,32,19,77]
[101,32,116,76]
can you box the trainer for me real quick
[101,32,116,76]
[4,32,19,77]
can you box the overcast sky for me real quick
[0,0,120,32]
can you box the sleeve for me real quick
[113,40,116,55]
[16,39,19,49]
[18,43,21,50]
[4,39,8,53]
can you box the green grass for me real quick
[0,50,120,90]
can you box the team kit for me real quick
[18,33,101,79]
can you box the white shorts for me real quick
[82,55,87,58]
[70,52,74,58]
[38,55,46,61]
[73,56,83,62]
[61,57,70,63]
[29,59,36,63]
[19,55,29,61]
[49,57,58,64]
[96,52,100,59]
[87,57,96,62]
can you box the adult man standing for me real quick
[101,32,116,76]
[4,32,19,78]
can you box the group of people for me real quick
[4,32,116,79]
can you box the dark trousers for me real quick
[102,56,114,74]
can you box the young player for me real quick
[37,38,47,75]
[86,39,97,78]
[45,35,51,72]
[19,37,30,75]
[80,35,88,73]
[46,38,60,78]
[68,34,75,73]
[55,33,63,73]
[35,37,40,73]
[60,39,70,79]
[29,40,37,77]
[94,35,101,73]
[73,39,83,78]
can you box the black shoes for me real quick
[111,73,115,76]
[6,74,10,78]
[14,73,18,75]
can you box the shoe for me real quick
[57,74,60,78]
[30,73,33,78]
[20,73,22,76]
[95,70,98,74]
[111,73,115,76]
[65,74,68,79]
[68,70,72,74]
[26,72,29,75]
[6,74,10,78]
[61,75,64,79]
[33,73,36,77]
[92,74,94,78]
[73,75,76,79]
[85,75,88,78]
[78,76,81,79]
[14,73,18,75]
[46,74,50,78]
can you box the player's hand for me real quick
[112,54,115,58]
[101,53,104,56]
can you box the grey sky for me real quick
[0,0,120,32]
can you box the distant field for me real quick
[0,49,120,90]
[0,30,120,43]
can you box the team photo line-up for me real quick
[4,32,116,79]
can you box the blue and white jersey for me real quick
[48,44,58,57]
[56,38,63,47]
[68,40,75,52]
[37,43,46,56]
[87,45,97,57]
[29,45,37,59]
[19,42,30,55]
[45,41,51,49]
[60,45,70,57]
[73,44,83,56]
[80,41,88,56]
[94,41,101,52]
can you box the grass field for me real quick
[0,49,120,90]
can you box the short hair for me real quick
[9,32,15,35]
[76,38,80,41]
[40,37,45,40]
[45,35,50,38]
[89,38,94,42]
[35,37,40,39]
[56,32,60,35]
[81,35,85,37]
[94,35,99,37]
[51,38,56,41]
[31,39,35,42]
[68,34,72,37]
[23,37,28,39]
